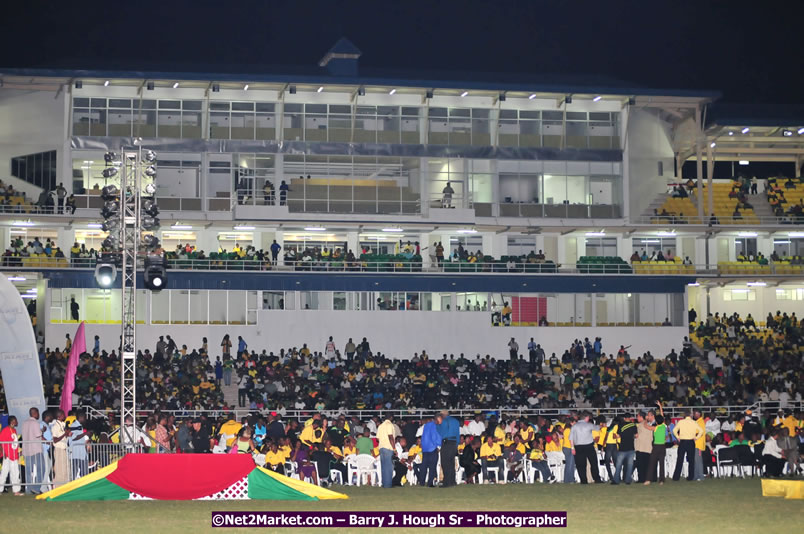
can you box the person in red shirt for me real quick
[0,416,23,495]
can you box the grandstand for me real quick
[0,40,802,523]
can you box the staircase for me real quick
[222,382,239,409]
[749,192,775,222]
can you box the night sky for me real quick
[2,0,802,104]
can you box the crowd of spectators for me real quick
[1,237,67,267]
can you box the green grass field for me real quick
[5,479,801,534]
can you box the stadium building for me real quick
[1,38,803,359]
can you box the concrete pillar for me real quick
[706,143,715,220]
[346,231,359,257]
[58,228,75,250]
[490,159,500,217]
[195,229,219,256]
[0,227,7,249]
[420,157,429,216]
[419,232,431,268]
[618,234,632,261]
[481,232,507,258]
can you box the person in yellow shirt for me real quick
[263,441,288,475]
[693,409,706,481]
[545,431,562,453]
[218,418,242,448]
[299,420,324,447]
[601,417,619,481]
[479,436,504,484]
[343,438,357,457]
[493,424,505,444]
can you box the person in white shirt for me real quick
[705,414,721,436]
[762,430,786,477]
[468,414,486,437]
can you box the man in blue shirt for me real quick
[237,336,248,357]
[419,414,443,487]
[437,410,461,487]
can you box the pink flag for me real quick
[60,321,86,413]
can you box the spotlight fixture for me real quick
[143,254,167,291]
[798,127,804,135]
[142,234,161,250]
[94,263,117,288]
[528,94,537,100]
[460,91,468,97]
[783,130,792,137]
[74,81,83,89]
[593,96,602,102]
[710,142,716,148]
[141,216,161,231]
[741,127,750,134]
[101,235,120,250]
[142,198,159,217]
[104,151,117,164]
[146,81,154,91]
[102,167,118,179]
[145,182,157,195]
[104,80,110,87]
[144,165,157,177]
[101,200,119,219]
[243,84,249,91]
[102,219,120,233]
[101,184,119,200]
[317,86,324,93]
[728,131,734,136]
[144,150,157,162]
[289,85,297,94]
[212,83,220,92]
[389,88,396,95]
[172,82,179,89]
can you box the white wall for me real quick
[624,108,675,221]
[44,310,687,361]
[0,88,67,198]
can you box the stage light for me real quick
[101,235,120,250]
[142,234,160,249]
[172,82,179,89]
[104,80,110,87]
[317,86,323,93]
[94,263,117,288]
[741,127,750,134]
[141,216,160,231]
[710,142,716,148]
[460,91,468,97]
[728,131,734,136]
[243,84,249,91]
[102,167,118,179]
[389,88,396,95]
[104,152,117,164]
[145,182,157,195]
[101,200,119,219]
[101,185,119,200]
[144,165,157,177]
[145,150,157,162]
[593,96,602,102]
[798,127,804,135]
[739,160,749,165]
[783,130,792,137]
[146,81,154,91]
[528,94,537,100]
[142,198,159,217]
[144,254,167,291]
[102,219,119,233]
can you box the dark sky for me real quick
[3,0,802,104]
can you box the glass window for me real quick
[585,237,617,257]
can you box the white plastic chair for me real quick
[546,452,565,481]
[352,454,379,486]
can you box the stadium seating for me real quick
[693,181,760,225]
[652,196,701,224]
[632,259,695,275]
[577,256,631,274]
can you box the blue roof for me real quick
[325,37,361,57]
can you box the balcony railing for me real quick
[5,256,801,275]
[235,185,421,215]
[473,202,622,219]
